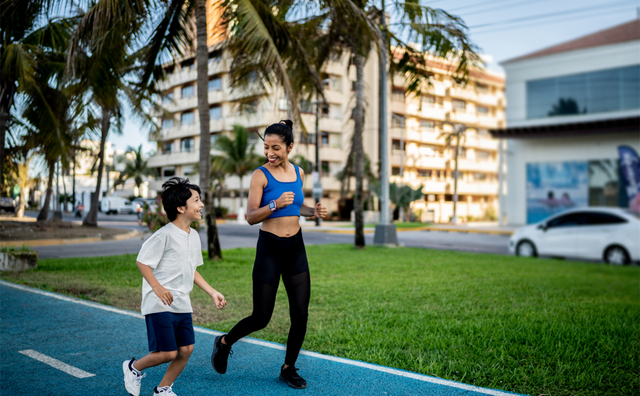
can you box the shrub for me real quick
[214,206,229,218]
[143,212,200,232]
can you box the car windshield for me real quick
[623,210,640,220]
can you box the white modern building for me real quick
[492,19,640,225]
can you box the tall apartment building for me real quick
[147,47,505,222]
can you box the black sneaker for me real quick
[211,335,233,374]
[279,364,307,389]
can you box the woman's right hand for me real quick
[276,192,295,209]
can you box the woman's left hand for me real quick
[314,202,328,219]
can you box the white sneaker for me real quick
[154,384,177,395]
[122,359,145,396]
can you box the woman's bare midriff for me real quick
[261,216,301,237]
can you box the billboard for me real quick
[526,161,588,224]
[618,145,640,212]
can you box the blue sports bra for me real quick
[259,165,304,219]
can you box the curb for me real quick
[0,229,144,248]
[302,226,513,236]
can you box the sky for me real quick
[109,0,639,155]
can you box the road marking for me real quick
[2,280,519,396]
[18,349,95,379]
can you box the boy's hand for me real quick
[153,285,173,306]
[212,292,227,309]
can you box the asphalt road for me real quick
[0,280,523,396]
[32,221,510,259]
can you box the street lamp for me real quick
[312,100,324,227]
[441,122,466,224]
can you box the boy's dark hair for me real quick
[263,119,294,147]
[161,177,201,221]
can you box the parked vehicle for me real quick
[0,197,16,213]
[100,196,134,215]
[509,207,640,265]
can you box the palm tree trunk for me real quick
[195,0,222,260]
[37,161,55,221]
[83,107,109,227]
[353,54,366,248]
[238,175,244,213]
[0,81,15,190]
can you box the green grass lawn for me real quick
[2,246,638,396]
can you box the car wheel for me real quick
[604,246,630,265]
[516,240,537,258]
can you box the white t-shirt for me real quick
[136,222,204,315]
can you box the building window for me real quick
[300,133,315,144]
[476,150,491,161]
[392,139,405,151]
[351,80,357,91]
[209,105,222,120]
[526,65,640,119]
[208,77,222,92]
[183,165,195,177]
[181,138,194,152]
[476,83,489,93]
[208,49,222,62]
[162,92,174,103]
[181,85,194,98]
[278,97,289,111]
[392,88,406,102]
[420,120,435,131]
[299,99,313,113]
[210,134,219,147]
[321,104,330,118]
[181,59,194,70]
[181,111,194,125]
[421,95,435,108]
[321,132,329,147]
[163,167,176,177]
[474,172,487,181]
[452,99,466,111]
[163,142,173,154]
[162,118,174,129]
[477,106,489,114]
[391,114,405,129]
[418,169,432,178]
[391,167,401,176]
[321,161,330,176]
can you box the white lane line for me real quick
[1,280,521,396]
[18,350,95,379]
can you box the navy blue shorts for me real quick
[145,312,195,352]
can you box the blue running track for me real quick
[0,280,526,396]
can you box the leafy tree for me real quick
[370,181,424,221]
[213,124,262,213]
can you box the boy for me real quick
[123,177,227,396]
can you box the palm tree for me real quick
[214,125,262,214]
[66,0,154,227]
[119,145,157,195]
[0,1,73,190]
[375,0,478,233]
[439,123,467,224]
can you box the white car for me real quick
[509,207,640,265]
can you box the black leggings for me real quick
[225,229,311,366]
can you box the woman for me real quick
[211,120,327,389]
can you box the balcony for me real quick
[476,114,500,129]
[449,86,477,101]
[423,82,447,97]
[420,106,446,121]
[321,147,347,162]
[449,181,498,195]
[455,158,498,173]
[391,100,406,115]
[413,156,447,169]
[148,151,199,168]
[422,180,447,194]
[448,111,477,124]
[158,124,200,141]
[476,92,501,106]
